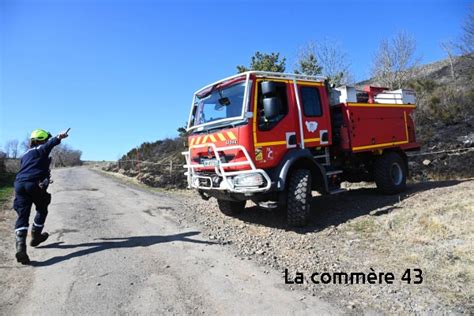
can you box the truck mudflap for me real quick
[182,143,272,193]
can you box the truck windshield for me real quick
[190,81,247,129]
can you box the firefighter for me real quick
[13,128,69,264]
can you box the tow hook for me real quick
[198,190,211,201]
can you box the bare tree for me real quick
[294,42,323,76]
[20,135,30,154]
[371,31,420,89]
[0,150,6,173]
[295,40,352,87]
[440,40,457,79]
[316,39,353,87]
[4,141,12,159]
[4,139,20,158]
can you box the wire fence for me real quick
[115,146,474,174]
[110,158,187,188]
[407,147,473,157]
[117,159,184,176]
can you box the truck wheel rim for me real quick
[390,163,403,186]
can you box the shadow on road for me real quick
[31,231,215,267]
[234,179,468,233]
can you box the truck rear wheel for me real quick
[374,152,407,194]
[287,169,312,227]
[217,200,245,216]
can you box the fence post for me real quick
[169,160,173,176]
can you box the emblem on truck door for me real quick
[255,147,263,161]
[305,121,318,133]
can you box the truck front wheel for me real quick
[287,169,312,227]
[217,200,245,216]
[374,152,407,194]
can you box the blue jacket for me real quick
[15,137,61,183]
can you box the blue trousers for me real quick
[13,181,51,232]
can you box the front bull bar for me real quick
[182,143,272,193]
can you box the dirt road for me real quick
[0,167,339,315]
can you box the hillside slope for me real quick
[357,53,473,89]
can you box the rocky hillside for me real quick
[358,54,473,86]
[404,55,474,180]
[411,54,473,87]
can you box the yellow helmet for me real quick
[30,129,51,141]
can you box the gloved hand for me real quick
[57,129,70,140]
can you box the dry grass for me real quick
[368,180,474,307]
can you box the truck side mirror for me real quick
[263,97,282,119]
[261,81,277,96]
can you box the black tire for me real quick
[217,200,245,216]
[287,169,312,227]
[374,152,407,194]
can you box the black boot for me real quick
[15,230,30,264]
[31,227,49,247]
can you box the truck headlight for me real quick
[233,173,264,187]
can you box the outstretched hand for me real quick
[57,129,70,140]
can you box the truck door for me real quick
[296,82,332,148]
[252,79,298,168]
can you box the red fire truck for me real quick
[183,71,420,226]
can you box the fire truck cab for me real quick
[183,71,420,226]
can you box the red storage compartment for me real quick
[341,103,419,152]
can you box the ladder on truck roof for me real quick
[246,71,327,82]
[195,71,327,97]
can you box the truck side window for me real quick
[301,86,322,117]
[257,81,289,131]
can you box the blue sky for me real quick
[0,0,470,160]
